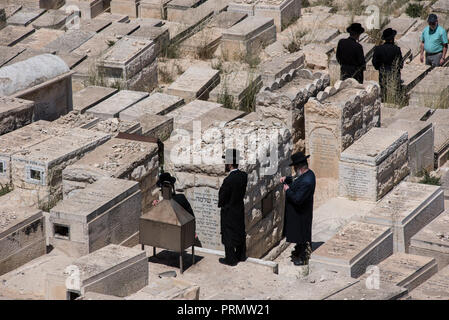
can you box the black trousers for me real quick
[224,242,246,263]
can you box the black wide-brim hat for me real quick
[222,148,242,165]
[289,151,310,166]
[347,23,365,34]
[382,28,397,40]
[157,172,176,187]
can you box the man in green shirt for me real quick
[420,14,448,67]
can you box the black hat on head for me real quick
[428,13,438,23]
[222,148,242,165]
[382,28,397,40]
[289,151,310,166]
[347,23,365,35]
[157,172,176,187]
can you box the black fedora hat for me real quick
[347,23,365,34]
[222,148,242,165]
[382,28,397,40]
[289,151,310,166]
[157,172,176,187]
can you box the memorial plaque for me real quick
[339,162,376,201]
[309,127,339,179]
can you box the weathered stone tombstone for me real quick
[425,109,449,168]
[305,79,381,180]
[166,0,205,22]
[17,28,64,50]
[409,67,449,108]
[221,16,276,60]
[78,18,112,33]
[362,181,444,253]
[258,50,305,84]
[90,117,143,136]
[0,96,34,136]
[410,264,449,300]
[39,0,66,10]
[0,25,35,46]
[63,0,107,19]
[7,7,46,26]
[138,0,172,19]
[401,63,432,93]
[31,9,77,30]
[0,205,45,276]
[126,278,200,300]
[164,99,222,129]
[166,65,220,103]
[309,221,394,278]
[254,0,301,32]
[43,29,95,53]
[72,86,119,114]
[324,280,408,300]
[207,11,248,29]
[0,45,25,67]
[110,0,140,18]
[138,114,174,140]
[338,127,409,202]
[130,25,169,55]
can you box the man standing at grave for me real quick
[420,14,448,67]
[336,23,366,83]
[281,152,316,266]
[372,28,404,102]
[218,149,248,267]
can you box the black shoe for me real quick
[219,258,237,266]
[238,256,247,262]
[293,258,308,266]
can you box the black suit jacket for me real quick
[218,169,248,246]
[336,37,366,83]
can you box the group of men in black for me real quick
[155,149,316,267]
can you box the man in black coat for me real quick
[281,152,316,266]
[336,23,366,84]
[372,28,404,102]
[218,149,248,266]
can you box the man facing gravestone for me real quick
[336,23,366,83]
[372,28,404,102]
[281,152,316,266]
[218,149,248,266]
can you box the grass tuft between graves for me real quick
[418,170,441,186]
[0,183,12,197]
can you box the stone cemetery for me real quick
[2,0,449,301]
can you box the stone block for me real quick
[302,43,333,70]
[63,0,105,19]
[96,12,131,23]
[179,106,245,133]
[387,119,434,176]
[254,0,301,32]
[90,118,143,136]
[15,28,64,50]
[324,280,408,300]
[138,114,173,141]
[401,62,432,93]
[130,25,169,54]
[73,86,119,114]
[221,16,276,59]
[43,29,95,53]
[119,92,184,120]
[207,11,247,29]
[126,278,200,299]
[227,1,256,16]
[166,0,205,22]
[39,0,66,9]
[338,127,409,202]
[363,182,444,253]
[58,244,148,297]
[409,67,449,108]
[86,90,149,120]
[0,96,34,136]
[305,79,381,180]
[382,16,417,38]
[99,21,140,37]
[56,52,87,69]
[179,27,223,58]
[410,264,449,300]
[49,178,142,257]
[363,253,438,291]
[110,0,139,18]
[309,221,394,278]
[31,9,76,30]
[53,111,101,129]
[425,109,449,168]
[165,99,222,129]
[138,0,168,19]
[0,46,26,67]
[166,65,220,103]
[410,209,449,270]
[258,50,305,84]
[0,206,45,276]
[78,18,113,33]
[0,25,35,46]
[7,7,45,26]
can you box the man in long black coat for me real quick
[336,23,366,83]
[218,149,248,266]
[372,28,404,102]
[282,152,316,266]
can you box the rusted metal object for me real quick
[139,185,195,273]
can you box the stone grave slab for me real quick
[179,27,223,57]
[56,52,87,69]
[126,278,200,300]
[165,99,222,129]
[71,33,116,61]
[48,244,148,298]
[409,67,449,107]
[3,47,53,66]
[7,7,45,26]
[63,0,105,19]
[17,28,64,50]
[31,9,75,30]
[49,177,142,257]
[91,118,143,136]
[53,111,101,129]
[86,90,149,120]
[179,106,245,133]
[382,17,417,38]
[258,50,305,84]
[138,113,174,141]
[166,0,206,22]
[62,137,159,210]
[410,209,449,270]
[309,221,394,278]
[78,18,112,33]
[410,265,449,300]
[228,1,256,16]
[210,71,262,109]
[425,109,449,168]
[0,45,25,67]
[39,0,67,10]
[324,280,408,300]
[207,11,247,29]
[95,12,130,23]
[0,96,34,135]
[305,80,381,180]
[221,16,276,59]
[254,0,301,32]
[132,18,164,27]
[365,253,438,291]
[138,0,170,19]
[43,29,95,53]
[2,5,22,20]
[302,43,333,70]
[73,86,119,114]
[10,128,111,206]
[130,25,169,54]
[98,21,140,37]
[401,63,432,93]
[301,28,339,44]
[119,92,184,121]
[0,206,45,276]
[387,119,434,176]
[0,25,35,46]
[166,65,220,102]
[363,182,444,253]
[338,127,409,202]
[110,0,139,18]
[396,31,422,59]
